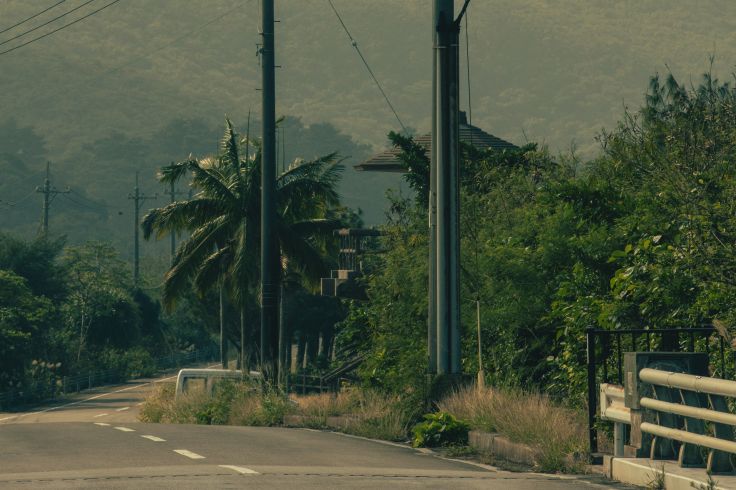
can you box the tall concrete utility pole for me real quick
[428,0,440,375]
[260,0,279,380]
[434,0,466,375]
[128,171,156,287]
[35,161,69,238]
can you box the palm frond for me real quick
[159,158,198,185]
[161,216,233,308]
[142,198,228,240]
[277,221,329,287]
[220,118,240,173]
[193,245,231,296]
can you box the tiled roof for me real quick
[355,114,517,172]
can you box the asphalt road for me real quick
[0,374,629,489]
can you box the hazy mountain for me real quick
[1,0,734,253]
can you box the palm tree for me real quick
[142,118,343,372]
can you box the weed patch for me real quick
[438,385,588,473]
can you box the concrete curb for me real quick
[283,414,358,429]
[468,430,538,466]
[603,456,736,490]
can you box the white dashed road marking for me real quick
[94,422,110,426]
[93,413,108,418]
[173,449,205,459]
[115,406,130,412]
[114,426,135,432]
[219,465,259,474]
[141,435,166,442]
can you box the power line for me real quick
[70,189,117,208]
[61,193,105,211]
[0,0,122,56]
[0,190,36,207]
[0,0,97,48]
[0,0,67,36]
[326,0,407,133]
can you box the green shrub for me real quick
[412,411,469,448]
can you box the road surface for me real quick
[0,374,629,489]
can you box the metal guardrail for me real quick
[603,363,736,473]
[174,369,262,398]
[599,383,631,457]
[585,326,731,455]
[638,368,736,472]
[0,346,218,410]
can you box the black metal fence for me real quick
[0,346,218,410]
[586,326,733,455]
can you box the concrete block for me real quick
[467,430,537,466]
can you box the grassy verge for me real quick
[139,382,412,441]
[437,385,588,473]
[140,381,588,473]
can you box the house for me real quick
[354,111,517,172]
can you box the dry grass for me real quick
[437,385,588,472]
[139,380,291,426]
[291,390,411,441]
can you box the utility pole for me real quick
[35,161,69,238]
[128,171,157,287]
[428,1,440,375]
[434,0,467,376]
[260,0,279,381]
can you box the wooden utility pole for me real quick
[128,171,156,287]
[260,0,279,381]
[35,161,69,238]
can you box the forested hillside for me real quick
[2,0,736,259]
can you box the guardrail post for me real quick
[707,394,734,473]
[586,327,598,455]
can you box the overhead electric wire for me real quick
[326,0,407,133]
[0,189,36,207]
[61,193,109,211]
[0,0,67,36]
[70,189,118,209]
[0,0,122,56]
[0,0,96,48]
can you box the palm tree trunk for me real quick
[220,280,226,369]
[296,333,306,371]
[240,306,246,372]
[278,283,288,389]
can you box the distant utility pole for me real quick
[128,171,157,287]
[260,0,279,381]
[35,161,70,238]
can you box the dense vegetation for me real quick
[0,235,216,404]
[336,71,736,404]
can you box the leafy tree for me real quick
[61,242,137,362]
[0,270,56,390]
